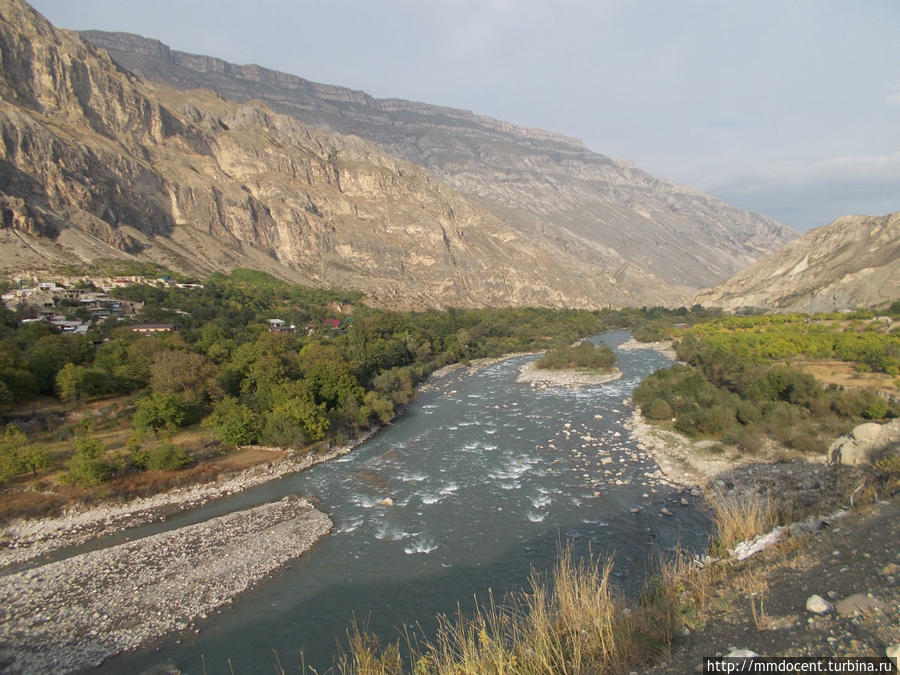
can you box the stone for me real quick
[879,563,899,576]
[835,593,885,616]
[885,644,899,671]
[379,497,394,506]
[726,649,759,658]
[660,507,673,516]
[851,423,883,444]
[805,594,832,615]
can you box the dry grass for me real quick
[336,547,682,674]
[791,359,898,396]
[706,490,779,556]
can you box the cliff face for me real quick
[0,1,792,310]
[1,0,687,308]
[81,30,795,292]
[693,212,900,312]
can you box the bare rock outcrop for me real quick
[828,419,900,466]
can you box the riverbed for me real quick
[66,330,708,673]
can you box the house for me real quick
[131,323,178,334]
[268,319,295,333]
[323,318,341,331]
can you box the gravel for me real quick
[0,495,331,674]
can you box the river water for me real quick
[95,331,709,674]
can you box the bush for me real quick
[67,431,112,485]
[133,393,188,434]
[536,342,616,371]
[143,442,193,471]
[203,396,261,445]
[644,398,673,421]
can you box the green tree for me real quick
[67,429,112,485]
[133,393,188,435]
[204,396,261,445]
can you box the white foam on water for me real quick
[530,493,552,509]
[404,539,438,555]
[527,512,546,523]
[375,523,416,542]
[401,472,427,482]
[420,492,443,505]
[352,495,383,509]
[439,483,459,496]
[336,517,364,534]
[582,519,609,526]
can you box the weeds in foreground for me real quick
[335,546,680,674]
[706,489,778,556]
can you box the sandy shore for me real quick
[0,496,330,673]
[516,361,623,387]
[0,430,374,569]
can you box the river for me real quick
[93,330,709,674]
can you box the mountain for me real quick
[82,31,795,294]
[0,0,793,309]
[693,212,900,312]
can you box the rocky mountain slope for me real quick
[693,211,900,312]
[0,0,675,309]
[81,30,794,293]
[0,0,792,309]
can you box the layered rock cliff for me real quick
[81,30,794,292]
[0,0,793,309]
[693,212,900,312]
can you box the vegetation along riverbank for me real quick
[338,310,900,673]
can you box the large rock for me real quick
[829,419,900,466]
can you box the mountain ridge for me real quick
[81,29,795,291]
[0,0,793,309]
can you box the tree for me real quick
[67,429,112,485]
[204,396,261,445]
[148,350,220,416]
[133,393,187,435]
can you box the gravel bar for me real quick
[0,495,331,673]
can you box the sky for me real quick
[27,0,900,232]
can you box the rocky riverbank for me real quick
[0,431,373,570]
[0,496,331,673]
[516,360,623,387]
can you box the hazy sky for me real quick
[28,0,900,232]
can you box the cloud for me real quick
[704,152,900,230]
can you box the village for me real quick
[1,274,353,337]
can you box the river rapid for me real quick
[94,330,709,674]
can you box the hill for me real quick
[694,212,900,312]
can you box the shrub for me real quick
[643,398,673,421]
[133,392,188,434]
[67,431,112,485]
[203,396,261,445]
[536,341,616,371]
[143,442,193,471]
